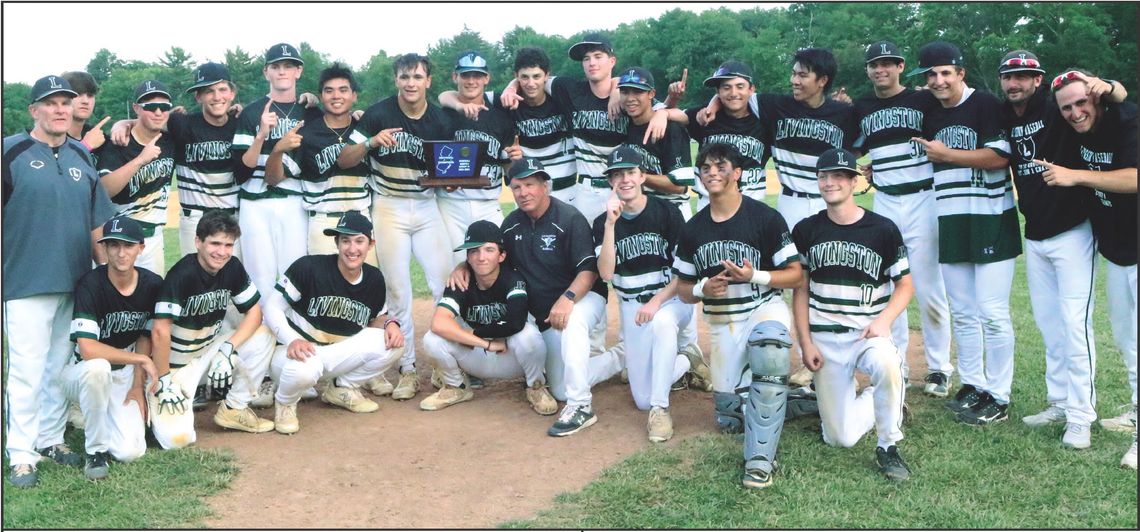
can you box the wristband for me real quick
[1106,79,1117,95]
[384,318,401,330]
[80,139,92,151]
[692,278,708,299]
[750,269,772,287]
[563,289,576,301]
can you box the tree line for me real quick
[3,2,1136,137]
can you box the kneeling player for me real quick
[263,212,405,433]
[675,143,802,488]
[595,147,711,443]
[421,221,557,414]
[64,217,160,480]
[150,210,278,447]
[793,149,912,482]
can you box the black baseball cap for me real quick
[568,33,613,61]
[704,60,753,88]
[907,41,964,77]
[454,220,504,251]
[455,51,489,74]
[323,211,373,238]
[506,157,550,184]
[98,216,145,244]
[865,41,905,63]
[134,80,171,103]
[30,75,78,103]
[265,43,304,66]
[998,50,1045,75]
[617,67,654,91]
[606,146,644,174]
[187,62,231,93]
[816,148,861,176]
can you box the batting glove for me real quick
[207,341,237,391]
[154,372,187,415]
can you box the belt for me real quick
[309,210,360,218]
[781,188,822,199]
[578,176,611,188]
[182,207,238,217]
[551,177,577,191]
[879,183,934,196]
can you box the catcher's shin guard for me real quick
[714,389,746,434]
[744,321,792,475]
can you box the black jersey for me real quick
[551,76,629,182]
[438,266,530,338]
[592,195,684,303]
[443,92,517,200]
[1064,101,1138,266]
[793,210,909,333]
[673,196,799,323]
[95,133,177,230]
[231,95,308,200]
[492,90,575,191]
[685,106,770,197]
[275,254,388,345]
[1001,88,1090,241]
[623,120,694,206]
[155,254,260,365]
[755,93,857,195]
[290,110,371,214]
[166,112,239,212]
[852,89,937,195]
[501,197,606,331]
[346,96,454,199]
[70,265,164,368]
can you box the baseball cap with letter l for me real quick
[30,75,78,103]
[907,41,964,77]
[606,146,644,174]
[568,32,614,61]
[997,50,1045,75]
[816,148,862,177]
[617,67,655,92]
[704,60,753,88]
[265,43,304,66]
[134,80,172,103]
[506,157,550,184]
[323,211,373,238]
[454,220,504,251]
[865,41,905,63]
[98,216,145,244]
[455,51,489,74]
[187,62,232,93]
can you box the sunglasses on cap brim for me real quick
[139,101,173,113]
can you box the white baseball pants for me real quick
[941,259,1016,403]
[3,294,74,467]
[436,196,505,266]
[707,297,792,393]
[371,193,452,373]
[134,230,165,275]
[812,331,905,449]
[776,193,827,236]
[180,210,243,261]
[270,328,401,405]
[238,196,308,298]
[423,321,547,388]
[874,190,952,377]
[572,183,610,226]
[61,359,146,462]
[1106,261,1138,406]
[541,291,623,407]
[620,297,695,410]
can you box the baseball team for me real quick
[3,35,1136,492]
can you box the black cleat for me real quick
[84,451,110,480]
[957,393,1009,425]
[36,443,83,468]
[875,445,910,482]
[945,384,983,413]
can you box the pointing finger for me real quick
[910,137,930,146]
[513,134,520,147]
[147,132,162,145]
[264,100,273,113]
[1031,158,1054,168]
[94,116,111,129]
[681,68,688,85]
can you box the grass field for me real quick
[4,191,1136,528]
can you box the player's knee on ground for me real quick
[744,321,792,463]
[112,440,146,463]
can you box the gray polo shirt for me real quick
[3,132,116,301]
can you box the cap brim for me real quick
[97,235,143,244]
[568,41,605,61]
[508,169,550,183]
[322,228,367,237]
[703,74,751,88]
[865,54,905,63]
[454,241,491,252]
[186,79,226,93]
[266,57,304,65]
[136,90,172,102]
[998,67,1045,75]
[35,88,78,102]
[605,162,640,173]
[905,66,932,77]
[455,67,489,74]
[817,166,862,177]
[617,82,652,91]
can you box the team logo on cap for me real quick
[338,218,348,227]
[281,45,292,57]
[110,218,124,234]
[880,44,890,55]
[526,158,537,170]
[144,81,155,92]
[836,152,849,166]
[613,151,624,162]
[196,70,205,82]
[48,77,63,89]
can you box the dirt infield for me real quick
[196,297,929,528]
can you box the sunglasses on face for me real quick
[140,101,172,113]
[1003,57,1040,69]
[1051,71,1081,90]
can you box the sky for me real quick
[1,2,782,85]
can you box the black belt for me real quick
[182,207,237,217]
[578,176,611,188]
[309,210,358,218]
[880,183,934,196]
[781,188,822,199]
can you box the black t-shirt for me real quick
[852,88,937,195]
[685,106,770,196]
[95,133,178,228]
[551,76,629,180]
[292,111,371,213]
[276,254,388,344]
[155,254,260,364]
[70,265,164,368]
[438,267,530,338]
[622,121,694,206]
[491,90,575,190]
[166,112,240,211]
[445,93,517,192]
[592,195,684,303]
[757,93,858,194]
[231,95,308,199]
[347,96,454,198]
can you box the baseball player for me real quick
[149,210,278,448]
[421,220,557,414]
[61,71,108,152]
[262,211,405,433]
[3,75,118,488]
[594,146,712,442]
[95,79,177,274]
[435,51,519,265]
[998,56,1126,432]
[338,53,456,401]
[908,41,1020,423]
[675,143,802,489]
[1040,70,1136,458]
[853,41,952,396]
[663,60,771,209]
[793,148,911,482]
[231,43,310,298]
[64,216,161,480]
